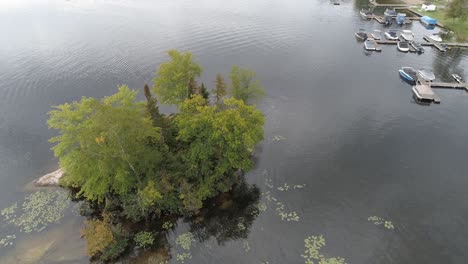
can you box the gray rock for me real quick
[34,169,64,187]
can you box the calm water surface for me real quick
[1,0,467,263]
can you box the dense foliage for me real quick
[49,50,264,261]
[445,0,468,22]
[153,50,203,106]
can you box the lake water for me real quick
[1,0,468,263]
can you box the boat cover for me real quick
[421,16,437,25]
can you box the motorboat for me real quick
[396,13,406,25]
[364,39,378,51]
[400,30,414,41]
[397,41,410,52]
[384,8,398,17]
[418,69,436,82]
[360,8,373,19]
[371,30,381,40]
[424,34,442,42]
[410,41,425,53]
[452,74,463,83]
[384,15,393,26]
[421,15,437,26]
[384,30,399,41]
[355,29,368,41]
[399,67,418,83]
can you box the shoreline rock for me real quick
[34,168,64,187]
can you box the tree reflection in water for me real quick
[128,177,260,263]
[185,178,260,245]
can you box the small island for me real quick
[47,50,266,262]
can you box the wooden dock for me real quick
[430,82,468,90]
[368,0,409,7]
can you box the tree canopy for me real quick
[175,95,264,210]
[48,86,165,201]
[229,65,265,104]
[213,73,227,104]
[153,50,202,106]
[445,0,468,21]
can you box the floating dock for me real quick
[413,78,468,104]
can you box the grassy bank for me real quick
[412,5,467,42]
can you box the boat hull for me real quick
[399,70,415,83]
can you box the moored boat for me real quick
[364,39,377,51]
[410,41,424,53]
[399,67,418,83]
[355,29,368,41]
[371,30,381,40]
[384,30,399,40]
[420,15,437,26]
[418,69,436,82]
[396,13,406,25]
[400,30,414,41]
[452,74,463,83]
[397,41,410,52]
[360,8,373,19]
[426,33,442,42]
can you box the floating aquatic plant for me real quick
[0,235,15,247]
[1,191,70,233]
[272,135,286,141]
[275,202,299,222]
[301,235,346,264]
[176,252,192,263]
[368,216,394,230]
[176,232,195,251]
[1,203,17,221]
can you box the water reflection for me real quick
[185,178,260,245]
[125,178,260,263]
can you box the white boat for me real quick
[360,9,373,19]
[400,30,414,41]
[418,69,436,82]
[426,34,442,42]
[452,74,463,83]
[355,29,368,41]
[364,39,378,51]
[384,31,399,41]
[371,30,381,40]
[397,41,410,52]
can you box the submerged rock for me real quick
[34,168,64,187]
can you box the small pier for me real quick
[430,82,468,90]
[413,79,468,104]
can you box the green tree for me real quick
[213,73,227,104]
[188,78,199,98]
[445,0,468,22]
[153,50,202,106]
[229,65,265,104]
[175,95,264,212]
[199,82,210,101]
[48,86,165,202]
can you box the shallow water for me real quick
[0,0,467,263]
